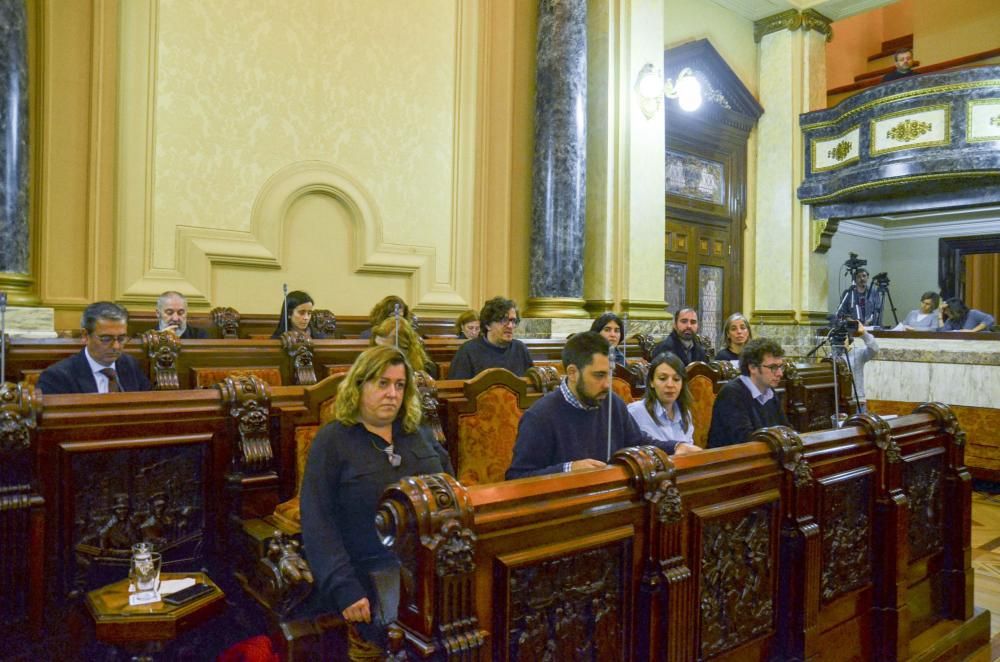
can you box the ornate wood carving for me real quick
[211,306,241,339]
[506,544,625,661]
[699,504,775,657]
[696,333,716,361]
[309,309,337,338]
[280,331,317,385]
[252,531,314,617]
[0,381,42,628]
[755,426,813,487]
[413,370,446,447]
[821,473,873,602]
[614,445,682,525]
[847,412,901,462]
[70,444,205,596]
[142,329,180,390]
[904,455,944,561]
[635,334,657,362]
[713,359,740,380]
[218,375,273,474]
[525,365,560,393]
[916,402,966,448]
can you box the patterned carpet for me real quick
[973,490,1000,648]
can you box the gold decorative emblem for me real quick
[827,140,852,161]
[887,119,933,142]
[991,115,1000,127]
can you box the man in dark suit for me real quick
[707,337,789,448]
[155,291,207,339]
[650,307,707,366]
[37,302,153,394]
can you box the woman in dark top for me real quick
[454,309,479,339]
[715,312,752,361]
[591,312,627,366]
[300,345,452,654]
[940,297,995,332]
[270,290,329,339]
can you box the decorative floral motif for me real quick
[991,115,1000,127]
[821,475,872,602]
[826,140,852,162]
[887,119,933,142]
[457,387,524,484]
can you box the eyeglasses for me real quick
[497,317,520,327]
[94,335,130,346]
[761,362,785,373]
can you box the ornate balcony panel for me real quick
[798,67,1000,220]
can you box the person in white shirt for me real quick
[627,351,700,450]
[901,291,940,331]
[838,322,879,412]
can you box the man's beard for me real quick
[575,374,606,408]
[160,321,186,335]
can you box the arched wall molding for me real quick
[115,0,476,313]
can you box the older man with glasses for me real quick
[707,337,789,448]
[37,301,152,394]
[447,296,534,380]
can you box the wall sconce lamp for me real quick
[634,63,663,119]
[664,67,702,112]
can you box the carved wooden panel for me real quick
[499,540,628,661]
[904,453,945,561]
[820,470,873,603]
[68,441,207,595]
[698,502,775,658]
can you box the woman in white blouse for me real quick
[627,351,699,450]
[902,291,940,330]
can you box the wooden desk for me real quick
[86,572,225,656]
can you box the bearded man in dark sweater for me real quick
[506,332,700,479]
[707,337,790,448]
[650,307,707,366]
[448,296,534,379]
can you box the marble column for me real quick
[525,0,589,318]
[751,10,832,342]
[0,0,30,276]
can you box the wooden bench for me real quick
[369,403,986,660]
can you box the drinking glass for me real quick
[132,551,162,597]
[830,413,848,429]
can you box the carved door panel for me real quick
[665,219,732,346]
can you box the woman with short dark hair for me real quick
[300,346,452,655]
[590,312,627,366]
[902,291,940,330]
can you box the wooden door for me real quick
[665,219,732,346]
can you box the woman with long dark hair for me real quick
[590,312,627,366]
[940,297,995,332]
[627,352,699,450]
[270,290,329,339]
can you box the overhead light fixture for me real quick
[634,63,663,119]
[664,67,702,112]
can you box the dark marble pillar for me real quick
[0,0,30,275]
[526,0,588,318]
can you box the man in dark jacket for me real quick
[650,307,707,365]
[707,337,789,448]
[448,296,533,379]
[154,291,207,339]
[37,301,152,394]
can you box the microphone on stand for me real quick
[393,303,401,349]
[282,283,289,334]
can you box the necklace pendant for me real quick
[388,451,402,467]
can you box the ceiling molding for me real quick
[838,219,1000,241]
[709,0,897,22]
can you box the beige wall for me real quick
[663,0,758,97]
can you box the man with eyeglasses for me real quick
[37,302,152,394]
[707,337,789,448]
[447,296,534,380]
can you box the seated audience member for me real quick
[506,332,698,480]
[839,322,879,412]
[370,317,439,379]
[454,309,479,339]
[153,291,207,339]
[940,297,995,332]
[902,291,941,330]
[715,312,752,361]
[448,296,533,379]
[300,346,452,654]
[882,48,915,83]
[707,337,789,448]
[627,352,699,451]
[651,307,708,365]
[270,290,328,339]
[359,295,410,339]
[591,312,627,366]
[37,302,152,394]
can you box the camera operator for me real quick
[837,267,880,325]
[834,321,879,413]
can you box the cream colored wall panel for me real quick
[968,99,1000,143]
[811,126,860,172]
[870,105,950,156]
[117,0,476,314]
